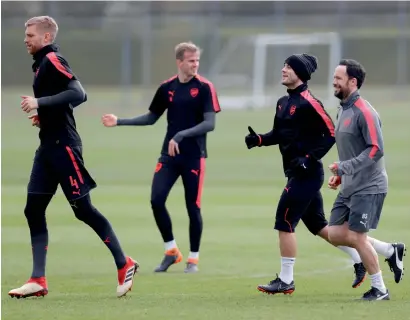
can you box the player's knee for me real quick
[24,194,49,232]
[24,204,45,228]
[186,200,200,214]
[187,206,202,222]
[69,195,94,222]
[150,194,167,211]
[24,203,36,220]
[328,225,349,246]
[274,220,296,233]
[346,230,367,247]
[70,202,86,222]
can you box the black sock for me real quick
[31,233,49,278]
[150,200,174,243]
[188,207,203,252]
[24,193,53,278]
[70,195,127,269]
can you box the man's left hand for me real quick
[168,139,180,157]
[21,96,38,113]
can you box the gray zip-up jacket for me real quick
[335,90,388,197]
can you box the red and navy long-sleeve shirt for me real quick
[148,74,221,158]
[32,44,86,146]
[259,83,335,177]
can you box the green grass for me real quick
[2,87,410,320]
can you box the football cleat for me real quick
[117,256,139,297]
[9,277,48,299]
[352,262,367,288]
[385,242,406,283]
[257,274,295,295]
[184,258,199,273]
[361,287,390,301]
[154,248,183,272]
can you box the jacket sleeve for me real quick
[259,120,279,146]
[258,102,281,146]
[305,99,336,160]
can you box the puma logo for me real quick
[72,190,80,195]
[284,187,291,193]
[191,169,199,176]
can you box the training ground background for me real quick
[1,84,410,320]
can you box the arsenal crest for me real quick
[290,105,296,115]
[343,118,352,127]
[190,88,199,98]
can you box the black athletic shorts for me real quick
[27,144,96,201]
[274,174,328,235]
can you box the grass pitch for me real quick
[2,87,410,320]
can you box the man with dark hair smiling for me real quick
[328,59,405,301]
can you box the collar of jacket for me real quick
[32,44,60,72]
[287,83,308,96]
[340,90,360,109]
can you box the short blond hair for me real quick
[175,42,201,60]
[25,16,58,42]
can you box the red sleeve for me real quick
[198,76,221,113]
[46,52,75,80]
[299,89,336,160]
[355,98,383,160]
[300,90,335,137]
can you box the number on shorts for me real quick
[69,176,79,190]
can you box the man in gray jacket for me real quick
[328,59,405,301]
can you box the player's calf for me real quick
[70,195,128,270]
[8,277,48,299]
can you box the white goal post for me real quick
[208,32,342,109]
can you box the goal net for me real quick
[208,32,342,109]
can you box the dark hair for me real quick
[339,59,366,89]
